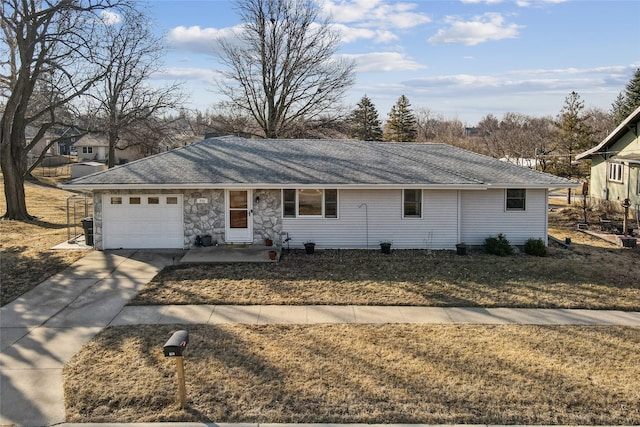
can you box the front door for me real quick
[225,189,253,243]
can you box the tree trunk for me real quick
[107,131,117,168]
[0,142,32,220]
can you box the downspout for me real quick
[358,203,368,249]
[457,190,461,246]
[545,188,549,246]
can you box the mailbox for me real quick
[163,330,189,357]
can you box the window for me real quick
[110,197,122,205]
[167,197,178,205]
[506,189,526,211]
[148,197,160,205]
[608,163,623,183]
[283,189,296,218]
[129,197,141,205]
[282,189,338,218]
[325,189,338,218]
[299,189,323,216]
[403,189,422,218]
[82,147,93,154]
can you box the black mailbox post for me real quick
[163,330,189,408]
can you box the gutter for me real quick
[59,182,576,192]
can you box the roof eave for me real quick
[60,182,575,191]
[576,105,640,160]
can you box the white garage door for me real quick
[102,194,184,249]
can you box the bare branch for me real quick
[218,0,355,138]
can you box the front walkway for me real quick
[180,244,281,263]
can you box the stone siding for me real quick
[184,190,225,246]
[252,189,282,244]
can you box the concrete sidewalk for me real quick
[112,304,640,326]
[0,250,181,427]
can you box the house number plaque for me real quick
[196,198,208,204]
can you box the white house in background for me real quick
[62,136,578,250]
[73,133,109,162]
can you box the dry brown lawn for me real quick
[132,205,640,310]
[64,195,640,423]
[64,323,640,424]
[0,168,88,306]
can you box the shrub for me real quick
[524,238,547,257]
[483,233,514,256]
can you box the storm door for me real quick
[225,189,253,242]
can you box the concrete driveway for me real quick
[0,249,181,427]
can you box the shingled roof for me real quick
[63,136,575,190]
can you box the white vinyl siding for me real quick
[282,189,458,249]
[460,188,547,246]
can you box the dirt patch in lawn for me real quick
[1,170,88,306]
[132,236,640,310]
[64,324,640,424]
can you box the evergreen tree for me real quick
[612,68,640,125]
[348,95,383,141]
[555,91,593,203]
[384,95,417,142]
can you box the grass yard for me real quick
[131,210,640,309]
[64,323,640,424]
[0,170,89,306]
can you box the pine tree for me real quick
[612,68,640,125]
[555,91,593,203]
[348,95,383,141]
[384,95,417,142]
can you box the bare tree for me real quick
[218,0,355,138]
[85,7,185,168]
[0,0,131,220]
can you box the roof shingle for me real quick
[64,136,575,189]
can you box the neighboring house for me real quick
[27,125,82,157]
[62,136,577,250]
[115,133,203,164]
[576,106,640,219]
[74,133,109,162]
[26,124,58,157]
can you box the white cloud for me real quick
[330,24,398,43]
[155,67,221,82]
[342,52,426,72]
[321,0,431,29]
[167,25,243,55]
[460,0,504,4]
[428,13,522,46]
[100,10,121,26]
[402,64,636,98]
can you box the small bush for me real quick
[524,238,547,257]
[483,233,514,256]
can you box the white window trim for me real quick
[637,169,640,195]
[505,188,526,212]
[282,189,339,219]
[402,189,423,219]
[607,162,623,183]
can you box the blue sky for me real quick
[148,0,640,125]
